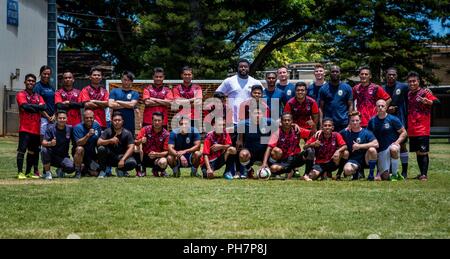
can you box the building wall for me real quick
[0,0,48,135]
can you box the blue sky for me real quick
[431,19,449,36]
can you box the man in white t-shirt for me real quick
[216,59,263,126]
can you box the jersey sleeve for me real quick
[300,128,312,139]
[425,91,438,102]
[54,91,63,104]
[305,136,317,145]
[377,86,391,101]
[194,85,203,99]
[336,133,346,147]
[79,88,90,102]
[16,92,27,106]
[143,88,150,99]
[132,91,140,101]
[165,88,174,100]
[136,128,146,140]
[172,86,181,99]
[163,134,169,151]
[224,133,232,145]
[72,126,84,142]
[283,101,292,113]
[168,131,176,145]
[216,79,230,95]
[109,89,117,101]
[202,135,212,155]
[268,130,280,148]
[102,89,110,101]
[311,100,319,114]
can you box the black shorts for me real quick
[202,153,227,171]
[409,136,430,153]
[269,154,306,174]
[347,158,369,170]
[244,147,266,165]
[312,161,338,174]
[175,152,195,168]
[17,132,40,154]
[142,155,165,170]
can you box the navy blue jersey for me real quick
[383,81,408,127]
[168,127,201,151]
[43,124,72,157]
[307,82,325,104]
[276,82,296,104]
[340,128,376,162]
[368,114,403,152]
[109,88,140,134]
[319,82,353,127]
[238,118,272,151]
[263,88,285,118]
[33,81,55,116]
[100,128,134,155]
[73,121,102,152]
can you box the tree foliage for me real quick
[57,0,448,82]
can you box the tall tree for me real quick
[317,0,449,84]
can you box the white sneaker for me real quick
[44,171,53,180]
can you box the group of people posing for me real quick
[16,60,439,181]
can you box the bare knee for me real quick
[239,149,251,161]
[158,158,168,169]
[227,147,237,155]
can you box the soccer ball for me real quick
[258,167,271,180]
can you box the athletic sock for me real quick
[400,152,408,176]
[368,160,377,178]
[391,158,399,177]
[417,154,429,176]
[25,153,34,174]
[17,152,25,173]
[337,159,347,177]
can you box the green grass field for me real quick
[0,136,449,238]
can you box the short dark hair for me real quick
[24,73,37,81]
[281,112,293,119]
[295,82,307,91]
[251,85,263,93]
[359,66,371,73]
[90,67,102,75]
[237,59,250,67]
[152,111,164,120]
[39,65,52,75]
[56,110,67,116]
[153,67,165,74]
[407,71,420,80]
[122,71,135,81]
[322,117,334,125]
[265,72,276,78]
[112,111,123,119]
[181,66,192,73]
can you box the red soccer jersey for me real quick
[268,127,311,160]
[137,125,169,154]
[407,88,438,137]
[353,83,390,127]
[55,88,81,126]
[143,84,173,126]
[284,96,319,129]
[79,85,109,128]
[202,131,232,161]
[172,83,202,120]
[238,98,270,121]
[16,90,45,135]
[306,132,346,164]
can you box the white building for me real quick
[0,0,54,135]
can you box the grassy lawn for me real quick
[0,136,449,238]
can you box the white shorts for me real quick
[377,144,398,173]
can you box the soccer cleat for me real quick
[74,171,81,179]
[17,172,27,180]
[116,169,126,177]
[240,167,248,179]
[25,172,40,179]
[418,175,428,181]
[396,174,405,181]
[401,172,408,179]
[247,168,255,179]
[224,172,233,180]
[152,168,159,177]
[97,171,106,179]
[33,170,41,178]
[43,171,53,180]
[390,175,397,182]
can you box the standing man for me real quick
[340,111,379,180]
[34,65,55,138]
[167,117,202,177]
[276,66,296,103]
[97,112,137,178]
[172,66,203,129]
[352,66,391,127]
[319,65,353,132]
[41,111,75,179]
[143,67,173,128]
[216,59,263,126]
[303,118,347,181]
[80,67,109,129]
[406,72,439,181]
[108,71,140,135]
[284,82,319,131]
[135,112,170,177]
[368,99,407,181]
[73,109,102,178]
[16,74,46,179]
[307,64,326,103]
[263,72,285,118]
[55,71,83,127]
[383,67,409,178]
